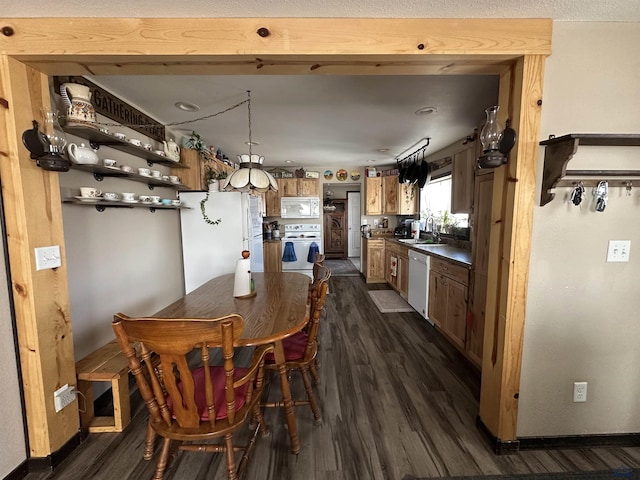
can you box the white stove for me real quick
[281,224,323,277]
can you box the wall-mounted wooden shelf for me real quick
[539,133,640,206]
[63,125,189,168]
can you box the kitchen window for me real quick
[419,175,469,231]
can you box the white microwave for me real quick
[280,196,320,218]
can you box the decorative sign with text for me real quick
[53,76,166,143]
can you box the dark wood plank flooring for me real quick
[25,275,640,479]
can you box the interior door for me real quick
[347,191,361,258]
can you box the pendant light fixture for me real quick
[222,91,278,193]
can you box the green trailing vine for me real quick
[200,191,222,225]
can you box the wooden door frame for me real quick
[0,17,550,456]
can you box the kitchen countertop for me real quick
[386,238,472,267]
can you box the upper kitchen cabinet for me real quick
[398,183,418,215]
[279,178,320,197]
[365,177,383,215]
[451,142,476,214]
[382,176,399,214]
[265,185,281,217]
[177,148,234,191]
[365,174,417,215]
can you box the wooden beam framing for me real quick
[0,55,78,456]
[0,17,550,455]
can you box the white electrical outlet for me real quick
[54,384,76,412]
[35,245,62,270]
[607,240,631,262]
[573,381,587,402]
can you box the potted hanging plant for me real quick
[205,166,228,191]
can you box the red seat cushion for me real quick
[166,366,250,421]
[265,331,309,363]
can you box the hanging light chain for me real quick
[75,98,249,129]
[247,90,252,159]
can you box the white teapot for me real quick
[163,139,180,161]
[67,143,99,165]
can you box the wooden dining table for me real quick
[153,271,311,454]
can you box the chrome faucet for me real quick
[426,216,440,243]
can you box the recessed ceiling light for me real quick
[245,141,260,146]
[415,106,438,116]
[285,160,294,164]
[175,101,200,112]
[377,148,389,153]
[366,159,376,163]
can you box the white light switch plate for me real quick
[35,245,62,270]
[607,240,631,262]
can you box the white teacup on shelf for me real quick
[169,175,180,184]
[138,167,151,176]
[121,192,135,202]
[129,138,142,147]
[103,159,117,168]
[114,132,127,141]
[139,195,152,204]
[80,187,101,198]
[151,170,162,178]
[103,192,119,201]
[120,165,133,173]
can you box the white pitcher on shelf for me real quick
[163,139,180,161]
[59,83,97,126]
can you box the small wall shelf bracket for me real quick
[539,133,640,206]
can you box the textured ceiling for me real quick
[3,0,640,21]
[0,0,640,22]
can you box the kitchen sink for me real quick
[397,238,444,245]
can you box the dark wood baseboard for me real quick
[477,415,640,453]
[27,431,82,473]
[476,416,520,454]
[518,433,640,450]
[4,460,29,480]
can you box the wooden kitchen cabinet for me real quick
[264,184,281,217]
[382,176,399,214]
[362,238,386,283]
[298,178,320,196]
[279,177,320,197]
[399,183,418,214]
[365,177,383,215]
[176,148,234,191]
[366,175,417,215]
[451,143,476,214]
[428,257,470,351]
[385,241,409,299]
[263,241,282,272]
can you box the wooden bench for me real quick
[75,339,131,433]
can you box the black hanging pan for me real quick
[417,149,432,189]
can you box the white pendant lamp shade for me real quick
[222,156,278,193]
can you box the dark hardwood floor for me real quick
[25,275,640,479]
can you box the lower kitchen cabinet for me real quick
[428,257,470,352]
[263,241,282,272]
[362,238,386,283]
[385,241,409,299]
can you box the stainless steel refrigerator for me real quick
[179,190,263,294]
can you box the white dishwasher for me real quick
[408,250,433,325]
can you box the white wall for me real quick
[0,204,27,478]
[59,112,185,360]
[517,22,640,437]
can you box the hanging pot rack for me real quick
[395,137,431,164]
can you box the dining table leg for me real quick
[273,340,300,454]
